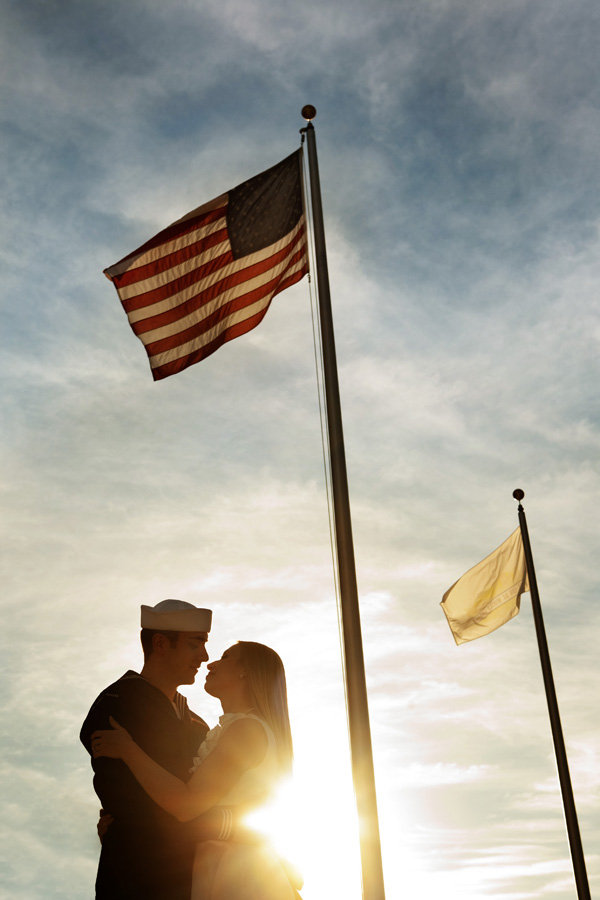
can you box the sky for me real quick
[1,0,599,897]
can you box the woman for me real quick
[92,641,300,900]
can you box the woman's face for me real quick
[204,644,246,698]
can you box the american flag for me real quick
[104,150,309,380]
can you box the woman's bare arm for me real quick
[93,716,267,822]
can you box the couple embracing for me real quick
[80,599,300,899]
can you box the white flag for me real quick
[441,529,529,645]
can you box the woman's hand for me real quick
[97,808,114,843]
[91,716,133,760]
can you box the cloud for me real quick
[2,0,599,898]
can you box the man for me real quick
[81,599,226,899]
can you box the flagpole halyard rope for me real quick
[301,146,349,704]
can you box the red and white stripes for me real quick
[105,191,308,380]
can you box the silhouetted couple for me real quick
[81,599,300,899]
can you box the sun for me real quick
[243,735,446,900]
[244,764,363,900]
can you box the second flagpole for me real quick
[513,489,590,900]
[301,106,386,900]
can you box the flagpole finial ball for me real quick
[512,488,525,502]
[301,105,317,121]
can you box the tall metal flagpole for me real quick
[512,489,591,900]
[301,105,386,900]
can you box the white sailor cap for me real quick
[141,599,212,633]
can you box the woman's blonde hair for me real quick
[236,641,293,776]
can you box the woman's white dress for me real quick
[190,712,298,900]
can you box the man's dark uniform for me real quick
[80,671,208,900]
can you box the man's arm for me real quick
[81,690,155,820]
[187,804,262,843]
[187,807,234,841]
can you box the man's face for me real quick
[163,632,209,686]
